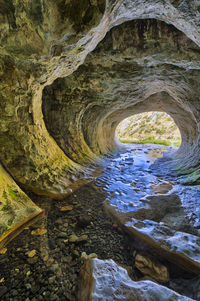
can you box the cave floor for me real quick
[0,144,200,300]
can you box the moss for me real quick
[71,46,85,54]
[0,224,8,236]
[1,196,13,213]
[7,186,18,201]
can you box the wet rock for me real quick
[78,258,193,301]
[138,193,182,222]
[150,183,173,194]
[135,253,169,283]
[126,218,200,274]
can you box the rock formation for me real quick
[78,258,194,300]
[1,0,200,263]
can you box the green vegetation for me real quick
[119,136,181,146]
[116,112,181,147]
[8,186,18,201]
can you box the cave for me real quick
[0,1,200,300]
[115,111,181,147]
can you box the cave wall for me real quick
[1,0,200,244]
[43,18,200,170]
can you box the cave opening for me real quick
[1,2,200,300]
[115,111,182,148]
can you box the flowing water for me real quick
[0,144,199,300]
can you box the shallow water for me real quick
[96,144,200,235]
[0,143,199,300]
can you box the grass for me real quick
[118,136,181,147]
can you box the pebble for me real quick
[69,234,78,242]
[0,286,7,297]
[48,276,56,284]
[31,228,47,235]
[60,205,73,211]
[27,250,36,258]
[58,232,68,238]
[81,252,97,260]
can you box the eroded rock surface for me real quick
[126,218,200,274]
[100,145,200,274]
[78,258,194,301]
[135,253,169,283]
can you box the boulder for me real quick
[78,258,194,301]
[135,253,169,283]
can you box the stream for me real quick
[0,144,199,300]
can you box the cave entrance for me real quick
[115,111,181,148]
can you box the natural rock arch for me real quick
[43,18,200,180]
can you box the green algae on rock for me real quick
[0,164,43,249]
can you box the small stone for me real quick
[28,256,38,264]
[69,234,78,242]
[31,285,40,294]
[48,276,56,284]
[51,263,59,272]
[73,250,79,257]
[55,218,63,225]
[31,228,47,235]
[0,286,7,297]
[81,252,88,260]
[91,235,97,240]
[25,283,32,290]
[78,235,88,242]
[43,255,49,262]
[12,289,18,296]
[60,206,73,212]
[62,256,72,263]
[58,232,68,238]
[28,250,36,258]
[81,252,97,260]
